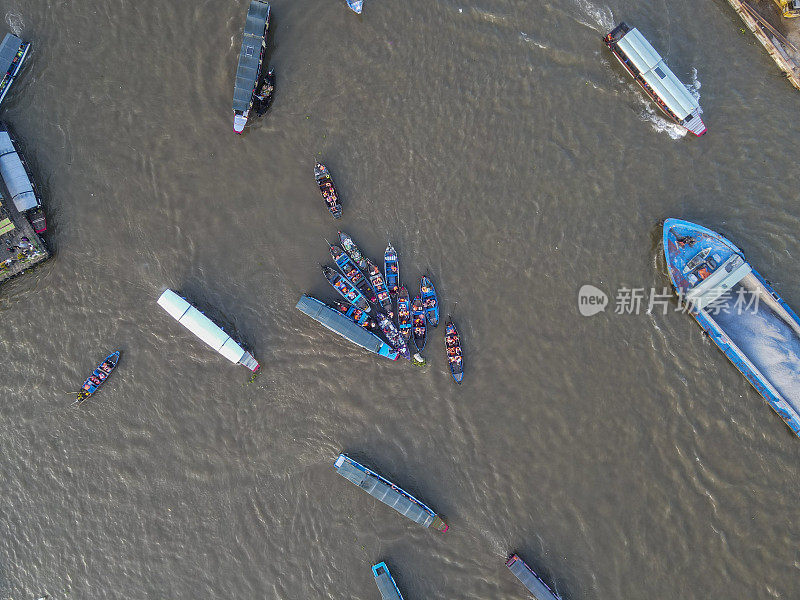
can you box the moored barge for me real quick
[233,1,270,133]
[663,218,800,437]
[604,22,706,136]
[372,562,404,600]
[334,453,448,532]
[0,33,30,105]
[505,554,560,600]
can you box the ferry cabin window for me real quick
[246,46,254,57]
[654,67,666,78]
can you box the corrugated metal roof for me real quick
[233,1,270,113]
[507,556,560,600]
[0,34,23,74]
[616,28,698,120]
[372,563,403,600]
[0,129,38,212]
[296,295,391,356]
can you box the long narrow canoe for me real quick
[296,295,397,360]
[420,276,439,327]
[412,295,426,351]
[334,453,448,531]
[315,163,342,219]
[397,286,412,340]
[333,299,377,330]
[376,311,411,361]
[339,231,368,269]
[322,265,370,312]
[663,218,800,437]
[505,554,560,600]
[330,243,376,303]
[372,562,405,600]
[74,351,121,405]
[445,319,463,384]
[384,243,399,296]
[366,258,393,318]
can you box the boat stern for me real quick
[233,113,247,133]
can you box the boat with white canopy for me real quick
[0,122,45,232]
[604,22,706,136]
[157,289,260,371]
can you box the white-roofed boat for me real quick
[0,33,30,105]
[157,289,260,371]
[0,122,45,232]
[604,22,706,136]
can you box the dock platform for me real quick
[0,194,49,286]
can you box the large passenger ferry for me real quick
[0,123,46,232]
[604,23,706,136]
[663,219,800,437]
[334,453,448,532]
[233,1,270,133]
[0,33,30,105]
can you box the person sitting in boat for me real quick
[89,375,102,385]
[82,382,93,392]
[100,362,113,373]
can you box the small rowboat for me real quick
[412,295,426,351]
[384,243,399,297]
[339,231,368,270]
[74,351,121,404]
[253,67,275,115]
[315,163,342,219]
[376,311,411,360]
[366,258,394,319]
[445,319,463,384]
[329,243,377,303]
[420,276,439,327]
[334,300,377,330]
[322,265,370,312]
[397,286,412,340]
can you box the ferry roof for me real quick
[0,33,25,75]
[295,295,397,359]
[233,1,270,114]
[0,128,38,212]
[616,28,699,120]
[157,289,246,364]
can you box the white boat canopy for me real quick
[157,289,248,365]
[0,128,38,212]
[616,28,699,120]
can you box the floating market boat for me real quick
[334,453,448,532]
[334,299,377,330]
[384,243,399,296]
[505,554,560,600]
[366,258,394,318]
[233,0,271,133]
[445,318,463,384]
[663,218,800,437]
[315,163,342,219]
[157,289,260,371]
[412,296,426,351]
[0,33,30,106]
[604,22,706,137]
[296,295,398,360]
[397,286,412,340]
[420,276,440,327]
[0,123,46,232]
[372,563,405,600]
[339,231,368,270]
[322,265,371,312]
[253,67,275,115]
[345,0,364,14]
[376,311,411,361]
[74,351,121,405]
[329,243,376,303]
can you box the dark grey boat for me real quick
[505,554,560,600]
[0,33,30,105]
[233,1,270,133]
[372,562,404,600]
[334,453,448,532]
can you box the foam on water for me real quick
[635,91,687,139]
[571,0,614,33]
[520,32,548,50]
[5,11,23,35]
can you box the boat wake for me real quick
[571,0,614,33]
[635,91,687,140]
[684,68,703,114]
[5,11,23,35]
[520,32,548,50]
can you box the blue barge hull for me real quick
[663,219,800,437]
[372,562,404,600]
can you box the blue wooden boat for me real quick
[397,286,412,341]
[445,319,463,384]
[334,453,448,532]
[372,563,404,600]
[505,554,560,600]
[296,296,398,360]
[0,33,30,106]
[333,300,377,330]
[345,0,363,14]
[420,276,440,327]
[663,218,800,437]
[412,295,426,351]
[329,243,376,303]
[74,351,121,405]
[384,243,399,296]
[376,311,411,361]
[322,265,370,313]
[315,163,342,219]
[339,231,368,270]
[366,258,393,318]
[233,1,270,133]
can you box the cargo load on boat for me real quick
[663,218,800,436]
[157,289,260,371]
[604,22,706,136]
[334,453,448,531]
